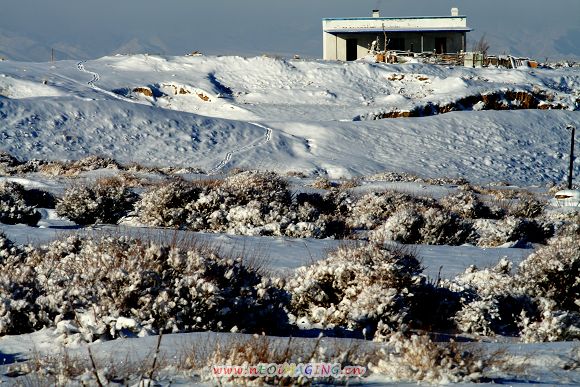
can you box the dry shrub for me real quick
[518,235,580,312]
[22,234,289,341]
[310,177,336,189]
[373,333,510,383]
[347,191,437,230]
[370,206,473,246]
[473,217,552,247]
[222,170,289,203]
[0,181,42,226]
[286,243,423,338]
[367,171,468,186]
[7,340,170,386]
[136,171,352,238]
[56,178,137,225]
[38,156,120,177]
[519,297,580,342]
[137,180,204,227]
[0,232,39,335]
[440,191,499,219]
[338,177,361,189]
[508,191,546,218]
[443,259,535,337]
[285,171,308,178]
[188,334,374,385]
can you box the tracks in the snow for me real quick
[76,61,135,102]
[209,122,273,174]
[77,61,100,87]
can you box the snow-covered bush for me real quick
[137,171,294,236]
[0,181,41,226]
[518,235,580,312]
[27,235,288,341]
[371,208,423,244]
[286,243,423,338]
[137,180,205,227]
[223,170,291,205]
[417,207,473,245]
[519,297,580,342]
[373,333,501,383]
[443,259,534,336]
[0,152,22,174]
[440,191,498,219]
[56,179,137,225]
[473,216,552,247]
[68,155,120,171]
[507,192,546,218]
[0,233,40,335]
[371,207,473,245]
[347,191,435,230]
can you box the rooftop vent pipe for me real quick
[451,7,459,16]
[372,9,380,18]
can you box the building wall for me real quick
[323,31,466,60]
[323,16,468,31]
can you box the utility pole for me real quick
[51,48,54,63]
[568,124,576,189]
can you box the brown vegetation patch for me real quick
[132,87,153,97]
[388,74,405,81]
[197,93,210,102]
[373,89,572,119]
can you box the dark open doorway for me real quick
[435,37,447,54]
[346,38,358,61]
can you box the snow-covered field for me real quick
[0,55,578,183]
[0,55,579,385]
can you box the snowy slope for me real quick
[1,55,579,185]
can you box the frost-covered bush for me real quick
[518,235,580,312]
[222,170,291,205]
[26,235,288,341]
[0,233,40,335]
[0,181,41,226]
[56,179,138,225]
[440,191,499,219]
[443,259,534,336]
[519,297,580,342]
[418,207,473,245]
[473,216,552,247]
[371,208,423,244]
[137,171,294,236]
[507,192,546,218]
[373,333,498,384]
[347,191,435,230]
[0,152,22,174]
[135,171,351,238]
[137,180,204,227]
[371,207,473,246]
[68,155,120,171]
[286,243,423,338]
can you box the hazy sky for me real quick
[1,0,579,61]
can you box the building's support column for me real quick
[421,34,424,52]
[462,32,466,52]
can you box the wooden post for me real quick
[568,124,576,189]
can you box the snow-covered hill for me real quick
[1,55,579,185]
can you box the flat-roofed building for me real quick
[323,8,472,61]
